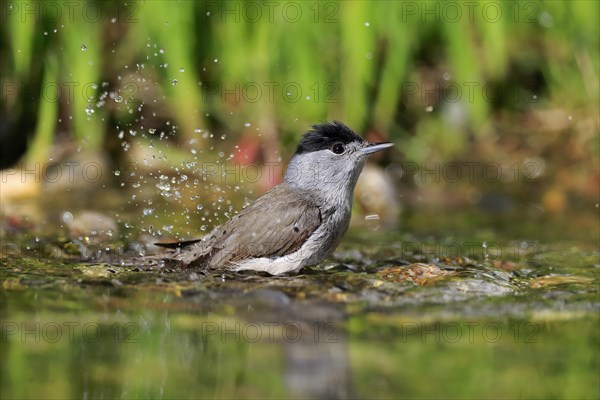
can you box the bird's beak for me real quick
[360,141,394,155]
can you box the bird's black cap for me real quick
[295,121,365,154]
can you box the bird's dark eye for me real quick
[331,142,345,154]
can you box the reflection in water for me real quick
[284,305,354,399]
[283,318,353,399]
[1,253,598,399]
[0,286,355,399]
[244,289,354,399]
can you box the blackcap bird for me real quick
[152,121,393,275]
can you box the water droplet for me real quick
[244,122,251,127]
[196,205,204,211]
[143,208,154,216]
[364,22,370,27]
[114,95,123,103]
[111,17,117,23]
[171,79,178,86]
[425,105,434,112]
[179,67,185,72]
[62,212,74,224]
[81,44,87,51]
[539,11,554,28]
[213,58,219,63]
[114,170,121,176]
[85,105,95,116]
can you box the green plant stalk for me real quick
[373,3,412,131]
[9,1,36,79]
[61,14,103,150]
[138,1,203,142]
[339,2,375,129]
[445,20,489,131]
[26,56,58,164]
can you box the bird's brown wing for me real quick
[149,183,321,269]
[194,183,322,269]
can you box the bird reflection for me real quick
[244,289,354,399]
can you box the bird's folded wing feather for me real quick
[176,184,322,269]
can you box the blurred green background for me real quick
[1,0,598,222]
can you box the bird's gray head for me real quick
[284,121,393,203]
